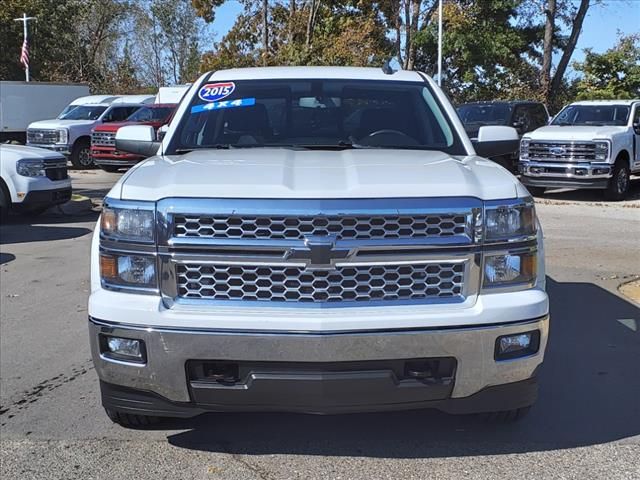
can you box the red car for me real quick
[91,103,177,172]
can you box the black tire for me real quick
[484,406,531,423]
[105,408,161,428]
[0,183,10,223]
[526,186,546,197]
[99,165,122,173]
[70,139,93,169]
[604,159,630,201]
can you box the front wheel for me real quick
[604,160,630,201]
[70,140,93,169]
[105,408,161,428]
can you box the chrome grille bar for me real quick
[529,141,596,162]
[91,132,116,146]
[27,129,58,144]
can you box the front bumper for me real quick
[519,161,612,189]
[26,143,71,156]
[12,186,72,210]
[89,315,549,415]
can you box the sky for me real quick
[205,0,640,78]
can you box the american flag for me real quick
[20,37,29,70]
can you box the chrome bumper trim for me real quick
[89,315,549,402]
[519,161,612,179]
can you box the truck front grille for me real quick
[27,129,59,144]
[91,131,116,147]
[529,141,596,162]
[176,262,465,303]
[174,213,471,241]
[44,159,68,181]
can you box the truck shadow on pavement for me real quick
[0,212,95,245]
[165,277,640,457]
[535,177,640,203]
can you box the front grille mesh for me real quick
[91,132,116,146]
[529,142,596,162]
[174,214,470,240]
[27,129,58,144]
[44,160,68,181]
[176,263,465,303]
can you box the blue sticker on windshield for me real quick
[190,98,256,114]
[198,82,236,102]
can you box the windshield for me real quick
[551,105,630,126]
[58,105,79,118]
[59,105,107,121]
[126,106,174,123]
[457,104,512,126]
[170,79,463,153]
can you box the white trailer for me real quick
[0,81,90,143]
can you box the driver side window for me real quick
[633,105,640,131]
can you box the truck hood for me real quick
[28,119,97,129]
[0,144,67,161]
[115,148,523,201]
[526,125,627,141]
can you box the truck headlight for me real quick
[594,141,609,161]
[100,252,157,289]
[57,128,69,145]
[101,204,155,242]
[519,138,530,159]
[485,199,536,242]
[483,251,537,288]
[16,159,46,177]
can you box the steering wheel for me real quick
[367,129,412,139]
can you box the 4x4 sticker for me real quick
[191,98,256,114]
[198,82,236,102]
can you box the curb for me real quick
[618,279,640,306]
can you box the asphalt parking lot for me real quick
[1,170,639,480]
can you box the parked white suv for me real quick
[519,99,640,200]
[26,102,143,168]
[89,67,548,427]
[0,144,71,220]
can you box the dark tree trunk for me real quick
[262,0,269,65]
[550,0,590,97]
[541,0,556,105]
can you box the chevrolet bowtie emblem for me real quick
[287,235,351,269]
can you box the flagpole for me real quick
[14,13,36,82]
[437,0,443,87]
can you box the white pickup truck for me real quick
[26,101,143,168]
[89,67,549,427]
[519,99,640,200]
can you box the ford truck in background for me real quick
[519,99,640,200]
[90,66,548,427]
[26,101,143,169]
[91,103,177,172]
[0,81,89,144]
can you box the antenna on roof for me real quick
[382,58,395,75]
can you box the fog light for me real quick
[100,335,145,363]
[495,330,540,360]
[574,168,587,176]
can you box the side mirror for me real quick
[115,125,161,157]
[157,124,169,142]
[473,126,520,159]
[633,122,640,135]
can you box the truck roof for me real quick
[208,66,426,83]
[70,95,120,106]
[570,99,639,106]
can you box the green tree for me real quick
[573,34,640,100]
